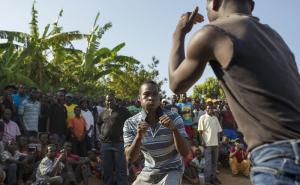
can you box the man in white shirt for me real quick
[80,99,95,150]
[198,105,222,185]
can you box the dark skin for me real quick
[198,105,222,147]
[125,83,191,163]
[70,107,86,141]
[169,0,254,94]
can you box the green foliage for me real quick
[0,2,164,99]
[107,57,167,100]
[192,77,225,100]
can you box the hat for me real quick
[65,93,73,97]
[161,99,168,104]
[206,98,213,103]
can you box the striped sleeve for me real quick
[123,119,136,148]
[172,113,189,140]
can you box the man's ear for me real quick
[250,1,255,12]
[212,0,222,11]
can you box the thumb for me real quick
[188,6,199,23]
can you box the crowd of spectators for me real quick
[0,84,249,185]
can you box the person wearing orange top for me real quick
[68,106,87,156]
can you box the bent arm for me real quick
[125,135,142,163]
[169,28,214,94]
[172,129,190,157]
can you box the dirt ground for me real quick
[183,167,252,185]
[87,167,252,185]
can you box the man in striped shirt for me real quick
[124,80,191,185]
[19,88,41,136]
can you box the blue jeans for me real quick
[204,146,219,182]
[101,142,128,185]
[249,139,300,185]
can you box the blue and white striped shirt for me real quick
[123,109,188,175]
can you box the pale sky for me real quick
[0,0,299,96]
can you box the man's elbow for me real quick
[169,80,187,95]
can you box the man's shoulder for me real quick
[125,112,142,125]
[163,109,181,120]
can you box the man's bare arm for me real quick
[169,8,233,94]
[125,122,149,163]
[125,136,142,163]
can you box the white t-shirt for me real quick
[81,110,94,137]
[198,113,222,146]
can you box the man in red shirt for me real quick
[229,139,250,177]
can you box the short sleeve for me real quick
[198,116,204,131]
[217,119,223,133]
[18,101,26,115]
[123,119,136,148]
[173,114,189,140]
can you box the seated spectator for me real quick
[48,134,60,150]
[0,122,5,185]
[35,144,65,185]
[59,142,90,185]
[1,140,27,185]
[39,133,50,159]
[128,153,143,183]
[0,122,5,153]
[1,109,21,143]
[184,147,205,185]
[87,149,102,178]
[16,135,29,155]
[68,106,87,156]
[229,138,250,177]
[190,147,205,173]
[219,136,231,167]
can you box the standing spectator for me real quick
[98,93,131,185]
[165,94,180,113]
[12,85,28,110]
[177,93,194,139]
[65,94,77,122]
[192,98,205,127]
[19,89,41,136]
[198,105,222,185]
[68,106,87,156]
[124,80,190,185]
[1,85,17,121]
[1,109,21,143]
[47,92,67,145]
[95,97,105,117]
[80,99,94,150]
[38,94,49,133]
[35,144,65,185]
[161,99,169,109]
[220,103,238,140]
[219,136,231,168]
[229,138,250,177]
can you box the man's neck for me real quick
[219,3,252,18]
[3,119,9,124]
[146,110,159,125]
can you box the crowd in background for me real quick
[0,83,249,185]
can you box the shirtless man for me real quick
[168,0,300,184]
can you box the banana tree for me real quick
[64,13,140,95]
[0,2,86,89]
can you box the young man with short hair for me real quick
[124,80,190,185]
[168,0,300,184]
[68,106,87,156]
[198,105,222,185]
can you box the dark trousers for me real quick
[204,146,219,182]
[101,142,128,185]
[71,137,87,157]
